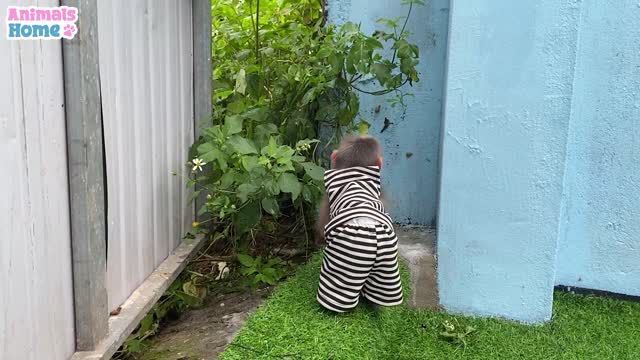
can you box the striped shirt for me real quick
[323,166,393,237]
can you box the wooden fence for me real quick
[0,0,211,359]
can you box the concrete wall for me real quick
[328,0,450,225]
[329,0,640,323]
[437,0,581,323]
[556,0,640,296]
[0,1,76,356]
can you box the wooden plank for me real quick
[61,0,109,351]
[71,235,207,360]
[192,0,213,220]
[147,0,165,268]
[179,2,196,239]
[98,0,197,311]
[1,1,76,357]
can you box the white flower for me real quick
[192,158,206,172]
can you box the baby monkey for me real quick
[315,136,389,242]
[315,135,402,312]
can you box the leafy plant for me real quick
[237,253,291,287]
[190,128,325,237]
[439,318,477,349]
[189,0,423,261]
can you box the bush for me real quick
[189,0,423,247]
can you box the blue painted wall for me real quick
[327,0,450,225]
[556,1,640,296]
[331,0,640,323]
[437,0,581,323]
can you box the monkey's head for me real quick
[330,135,383,170]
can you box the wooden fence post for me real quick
[62,0,109,351]
[192,0,213,219]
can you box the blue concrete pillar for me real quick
[437,0,582,322]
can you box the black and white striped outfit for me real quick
[317,166,403,312]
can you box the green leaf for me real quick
[213,89,234,101]
[139,314,155,335]
[183,281,198,297]
[263,178,281,196]
[259,270,277,285]
[365,37,384,50]
[197,142,219,162]
[234,201,261,234]
[220,169,237,189]
[228,135,258,155]
[400,57,419,76]
[126,339,142,353]
[204,125,225,141]
[256,123,278,138]
[302,162,325,181]
[225,115,243,135]
[301,87,318,106]
[393,39,415,59]
[237,183,258,203]
[176,291,202,307]
[197,142,228,171]
[275,146,295,163]
[358,119,370,135]
[337,108,354,126]
[261,197,279,215]
[244,107,268,122]
[235,49,251,60]
[302,185,313,202]
[278,173,302,201]
[227,99,248,114]
[376,17,401,29]
[260,47,275,56]
[328,53,344,76]
[371,63,392,86]
[241,156,259,171]
[263,137,280,157]
[237,253,255,267]
[234,68,247,95]
[316,47,333,58]
[341,22,360,35]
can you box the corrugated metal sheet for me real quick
[97,0,195,311]
[0,1,76,358]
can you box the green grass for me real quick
[220,255,640,359]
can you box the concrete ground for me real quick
[396,226,439,309]
[138,288,269,360]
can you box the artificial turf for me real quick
[219,254,640,359]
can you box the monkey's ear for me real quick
[377,156,383,169]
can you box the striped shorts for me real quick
[317,217,403,312]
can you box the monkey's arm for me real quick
[380,190,390,210]
[316,195,330,241]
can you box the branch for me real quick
[350,78,409,96]
[391,1,413,64]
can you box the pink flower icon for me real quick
[63,24,77,39]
